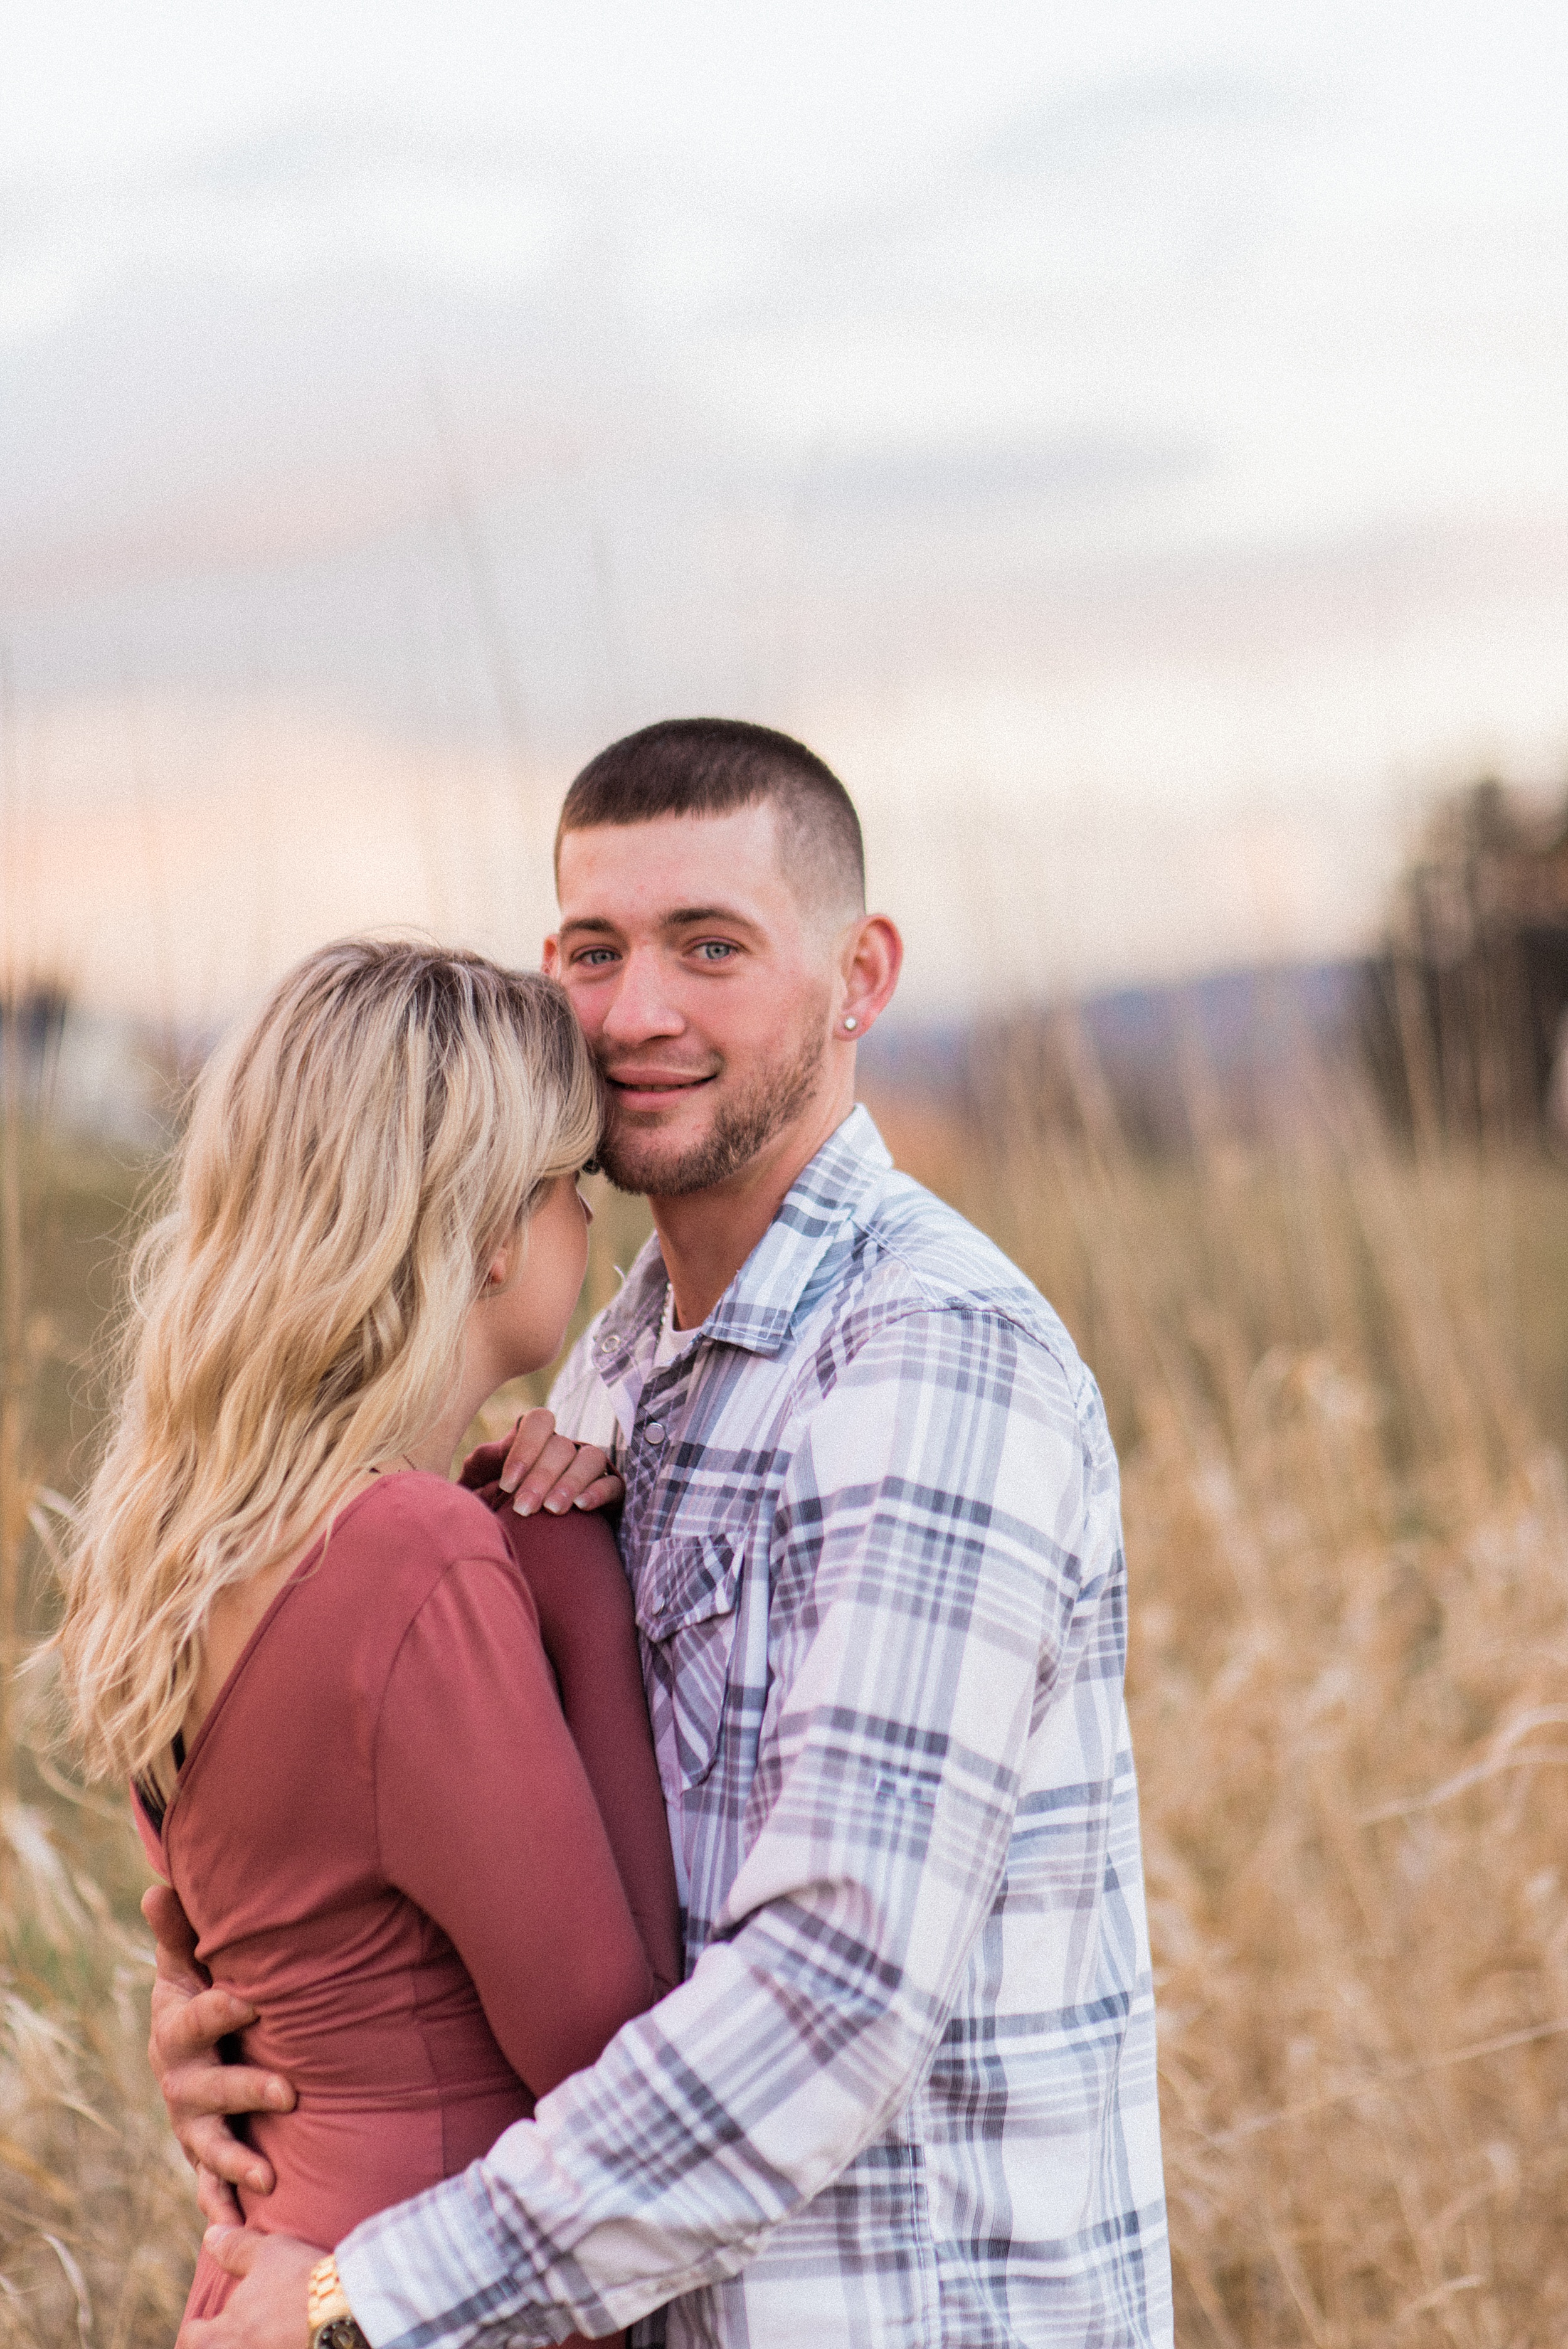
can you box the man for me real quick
[154,719,1172,2348]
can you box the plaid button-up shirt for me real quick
[339,1108,1171,2349]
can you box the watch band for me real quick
[307,2255,369,2349]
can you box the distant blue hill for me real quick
[859,958,1374,1145]
[863,958,1367,1079]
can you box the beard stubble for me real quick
[595,1004,829,1199]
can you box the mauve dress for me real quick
[133,1470,681,2340]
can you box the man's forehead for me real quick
[555,804,791,915]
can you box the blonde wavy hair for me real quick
[55,939,601,1790]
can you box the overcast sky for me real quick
[4,1,1568,1022]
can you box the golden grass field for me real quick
[3,1041,1567,2346]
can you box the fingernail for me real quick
[203,2225,233,2249]
[266,2082,291,2109]
[544,1495,567,1514]
[499,1467,519,1492]
[512,1495,537,1516]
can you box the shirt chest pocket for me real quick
[635,1534,743,1791]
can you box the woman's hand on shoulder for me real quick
[461,1408,624,1519]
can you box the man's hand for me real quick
[144,1885,297,2225]
[462,1408,623,1517]
[177,2227,322,2349]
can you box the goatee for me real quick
[596,1015,827,1199]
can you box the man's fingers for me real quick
[571,1471,627,1514]
[201,2225,262,2281]
[182,2119,277,2195]
[168,2057,294,2123]
[179,2231,324,2348]
[153,1981,259,2066]
[178,2113,279,2195]
[143,1882,202,1970]
[498,1407,557,1495]
[195,2166,246,2228]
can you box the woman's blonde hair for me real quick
[55,939,601,1788]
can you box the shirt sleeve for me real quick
[339,1307,1120,2349]
[373,1549,659,2100]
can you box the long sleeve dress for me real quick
[133,1470,680,2336]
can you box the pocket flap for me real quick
[636,1534,742,1642]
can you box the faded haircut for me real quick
[555,719,866,920]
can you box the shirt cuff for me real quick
[334,2158,547,2349]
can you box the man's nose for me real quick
[599,948,684,1043]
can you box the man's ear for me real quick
[837,914,903,1039]
[542,933,561,978]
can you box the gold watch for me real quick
[307,2255,369,2349]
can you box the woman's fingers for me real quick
[497,1408,558,1495]
[496,1413,624,1516]
[510,1431,581,1515]
[539,1444,619,1514]
[569,1466,627,1514]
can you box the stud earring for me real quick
[843,1015,859,1032]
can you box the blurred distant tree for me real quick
[1361,777,1568,1143]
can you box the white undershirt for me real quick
[652,1279,699,1371]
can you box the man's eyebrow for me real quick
[558,906,763,939]
[662,905,761,931]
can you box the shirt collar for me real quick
[595,1104,893,1376]
[705,1105,891,1355]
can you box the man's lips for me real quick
[605,1069,718,1106]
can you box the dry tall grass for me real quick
[0,1120,202,2347]
[874,1026,1568,2349]
[0,1787,201,2349]
[3,1037,1567,2345]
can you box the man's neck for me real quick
[650,1086,854,1330]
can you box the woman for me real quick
[54,941,679,2340]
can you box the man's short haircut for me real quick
[555,719,866,918]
